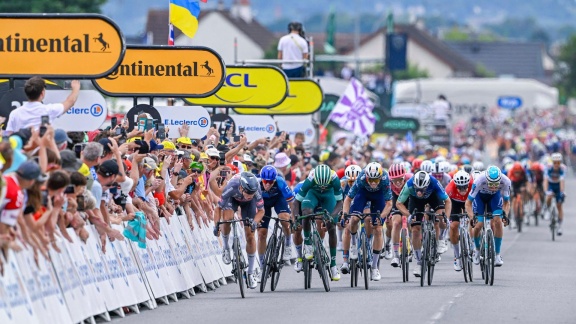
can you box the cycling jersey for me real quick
[432,173,452,187]
[347,170,391,198]
[218,175,264,220]
[545,165,565,184]
[390,173,412,196]
[340,176,355,197]
[468,174,511,201]
[446,179,473,218]
[0,175,25,227]
[347,170,392,216]
[467,173,511,221]
[397,176,448,203]
[260,175,294,202]
[259,176,294,228]
[507,165,528,183]
[296,170,343,214]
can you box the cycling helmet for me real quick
[240,171,259,194]
[420,160,434,173]
[472,161,485,171]
[453,171,471,187]
[401,161,412,173]
[530,162,542,171]
[432,162,445,174]
[412,158,423,171]
[259,165,278,181]
[502,157,514,166]
[448,163,458,173]
[551,152,563,162]
[462,164,473,174]
[388,163,406,180]
[345,165,362,180]
[485,165,502,183]
[345,159,358,167]
[413,171,430,189]
[364,162,383,179]
[435,156,446,163]
[313,164,332,186]
[471,170,482,180]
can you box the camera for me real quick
[76,196,85,212]
[113,193,127,210]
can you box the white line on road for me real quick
[429,292,464,324]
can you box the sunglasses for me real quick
[367,178,381,184]
[190,169,202,174]
[210,156,220,160]
[487,182,500,188]
[391,178,405,186]
[456,185,468,191]
[415,187,427,193]
[179,145,192,149]
[262,179,275,185]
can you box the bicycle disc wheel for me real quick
[260,235,275,293]
[420,231,428,287]
[459,229,468,283]
[427,233,436,286]
[314,238,330,292]
[234,238,245,298]
[271,237,285,291]
[361,232,369,290]
[401,230,407,283]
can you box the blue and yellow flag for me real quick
[169,0,201,38]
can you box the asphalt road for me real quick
[114,178,576,324]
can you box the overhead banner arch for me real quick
[0,14,125,78]
[93,46,225,98]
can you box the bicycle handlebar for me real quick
[262,215,293,224]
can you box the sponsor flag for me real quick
[169,0,201,39]
[328,78,375,136]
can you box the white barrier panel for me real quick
[0,250,40,324]
[135,240,168,299]
[161,219,196,291]
[175,216,206,287]
[189,217,221,283]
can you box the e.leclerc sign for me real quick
[93,46,225,98]
[0,14,125,78]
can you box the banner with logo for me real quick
[41,90,108,131]
[234,79,323,115]
[230,115,276,141]
[185,65,288,108]
[125,104,211,139]
[0,14,125,78]
[175,216,207,287]
[93,46,225,97]
[162,219,197,290]
[274,116,316,145]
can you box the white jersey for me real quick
[468,173,511,200]
[277,33,308,69]
[435,173,452,188]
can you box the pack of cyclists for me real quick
[213,149,568,289]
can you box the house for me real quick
[144,0,276,65]
[445,41,555,85]
[344,24,478,78]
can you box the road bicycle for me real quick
[392,210,411,283]
[414,208,439,287]
[217,218,250,298]
[452,213,473,283]
[298,210,332,292]
[260,215,292,293]
[343,212,381,290]
[547,196,559,241]
[478,212,495,286]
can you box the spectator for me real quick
[277,22,309,78]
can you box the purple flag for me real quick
[329,78,375,136]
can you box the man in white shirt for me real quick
[277,22,309,78]
[6,76,80,133]
[431,94,451,122]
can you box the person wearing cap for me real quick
[205,147,221,173]
[54,129,72,151]
[162,140,177,153]
[274,152,297,187]
[98,137,126,184]
[1,161,43,233]
[176,137,193,150]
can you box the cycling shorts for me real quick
[220,198,258,220]
[408,192,444,225]
[472,192,503,223]
[511,180,526,198]
[546,182,564,204]
[259,196,291,228]
[301,190,337,214]
[450,199,466,222]
[350,187,387,216]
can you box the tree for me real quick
[0,0,106,13]
[557,34,576,98]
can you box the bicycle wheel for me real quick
[361,232,369,290]
[314,237,330,292]
[486,230,495,286]
[303,257,310,289]
[271,235,285,291]
[420,231,428,287]
[350,258,357,287]
[465,233,473,282]
[233,238,245,298]
[427,231,436,286]
[479,234,485,281]
[550,208,557,241]
[259,234,275,293]
[401,229,408,283]
[515,201,522,233]
[459,228,468,283]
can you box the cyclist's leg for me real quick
[348,191,368,248]
[241,200,258,275]
[273,197,292,244]
[409,197,426,262]
[321,191,338,267]
[257,204,273,267]
[368,194,385,269]
[292,203,304,263]
[489,192,504,257]
[449,201,464,258]
[390,192,401,258]
[472,195,486,251]
[219,198,239,251]
[301,191,320,246]
[554,186,564,224]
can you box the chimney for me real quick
[231,0,253,22]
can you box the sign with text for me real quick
[44,90,108,131]
[185,66,288,108]
[274,116,316,145]
[93,46,225,97]
[231,115,276,141]
[379,117,420,134]
[233,79,323,115]
[0,14,125,78]
[125,104,211,139]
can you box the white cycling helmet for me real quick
[345,165,362,180]
[453,171,471,187]
[364,162,383,179]
[432,161,445,174]
[502,157,514,166]
[472,161,485,171]
[413,171,431,189]
[471,170,483,180]
[401,161,412,173]
[435,156,446,163]
[420,160,434,173]
[551,152,563,162]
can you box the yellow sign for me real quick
[93,46,225,97]
[234,79,323,115]
[185,66,288,108]
[0,14,125,78]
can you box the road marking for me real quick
[429,291,464,324]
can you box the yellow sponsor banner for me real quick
[185,65,288,108]
[233,79,323,115]
[0,14,125,78]
[93,46,225,97]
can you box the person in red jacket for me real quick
[445,170,474,272]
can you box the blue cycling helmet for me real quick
[485,165,502,183]
[260,165,278,181]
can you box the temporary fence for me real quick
[0,214,238,324]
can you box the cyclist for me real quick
[420,160,434,174]
[529,161,545,217]
[257,165,295,272]
[507,161,529,229]
[396,171,452,277]
[462,164,473,174]
[291,180,306,273]
[466,166,511,267]
[445,171,474,271]
[412,158,423,173]
[341,162,393,281]
[385,163,412,267]
[339,164,362,271]
[431,161,451,254]
[294,164,343,281]
[214,172,264,289]
[544,153,566,235]
[472,161,485,171]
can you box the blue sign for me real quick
[498,96,522,110]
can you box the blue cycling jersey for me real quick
[293,181,305,196]
[347,170,392,200]
[545,165,565,184]
[340,176,354,196]
[259,175,295,202]
[397,176,448,203]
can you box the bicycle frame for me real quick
[217,218,249,297]
[479,212,495,286]
[298,211,332,292]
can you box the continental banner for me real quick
[0,14,125,78]
[185,65,288,108]
[93,46,225,97]
[233,79,323,115]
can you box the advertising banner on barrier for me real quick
[43,90,108,131]
[274,115,316,146]
[124,104,211,139]
[175,216,205,287]
[0,14,125,78]
[137,241,168,299]
[0,250,41,324]
[160,219,194,292]
[185,65,288,108]
[230,115,277,142]
[93,46,225,97]
[233,79,323,115]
